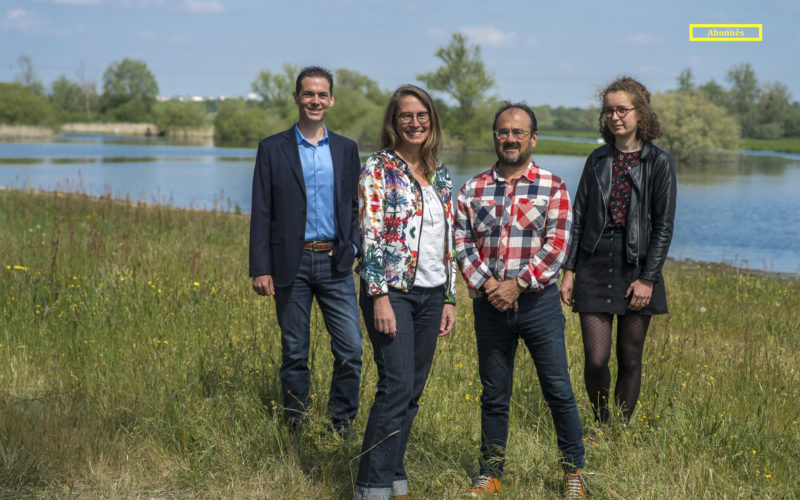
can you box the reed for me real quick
[1,189,797,498]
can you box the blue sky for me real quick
[2,0,798,107]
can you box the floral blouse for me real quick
[356,150,457,303]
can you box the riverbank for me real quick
[2,187,797,497]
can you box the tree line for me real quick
[3,36,799,157]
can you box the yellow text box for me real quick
[690,24,762,42]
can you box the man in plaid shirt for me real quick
[457,102,587,498]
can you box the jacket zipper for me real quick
[591,159,609,253]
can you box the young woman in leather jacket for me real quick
[559,77,677,423]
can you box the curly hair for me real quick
[380,85,443,177]
[598,76,661,144]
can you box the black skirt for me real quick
[572,230,668,316]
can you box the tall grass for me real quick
[1,189,798,498]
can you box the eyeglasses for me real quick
[494,128,532,140]
[397,112,430,125]
[603,107,636,118]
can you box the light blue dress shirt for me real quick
[295,124,337,242]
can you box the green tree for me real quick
[213,99,279,147]
[14,55,45,95]
[153,100,208,132]
[101,58,159,122]
[726,63,760,115]
[676,68,695,92]
[653,90,740,163]
[698,79,728,108]
[752,82,791,139]
[51,75,86,121]
[417,33,497,146]
[326,68,388,145]
[250,62,299,125]
[0,82,56,125]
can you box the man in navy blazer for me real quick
[249,66,362,436]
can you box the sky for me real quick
[2,0,799,108]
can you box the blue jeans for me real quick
[273,249,362,429]
[355,284,444,499]
[473,284,585,476]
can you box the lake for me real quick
[2,134,799,275]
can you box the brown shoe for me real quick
[564,470,588,499]
[390,496,410,500]
[464,475,501,496]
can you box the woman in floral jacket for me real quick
[354,85,457,500]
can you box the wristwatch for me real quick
[515,276,530,291]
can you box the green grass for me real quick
[1,189,798,498]
[534,139,599,157]
[741,138,800,154]
[542,129,600,140]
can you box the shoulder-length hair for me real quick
[598,76,661,145]
[380,85,443,176]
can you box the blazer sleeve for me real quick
[348,141,361,257]
[563,154,593,271]
[249,141,272,277]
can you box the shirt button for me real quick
[606,298,611,303]
[609,252,614,257]
[609,268,613,273]
[608,284,613,289]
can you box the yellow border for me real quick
[690,24,762,41]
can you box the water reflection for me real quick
[1,135,798,274]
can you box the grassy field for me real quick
[1,188,798,498]
[740,138,800,155]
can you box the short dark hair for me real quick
[295,66,334,95]
[492,101,537,133]
[598,76,661,144]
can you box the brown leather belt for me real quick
[303,240,334,252]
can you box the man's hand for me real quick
[487,279,522,312]
[559,270,575,306]
[439,304,455,337]
[252,274,275,296]
[626,278,653,311]
[374,295,397,338]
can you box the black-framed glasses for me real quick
[494,128,532,140]
[397,112,430,124]
[603,106,636,118]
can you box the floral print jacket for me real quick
[357,150,457,304]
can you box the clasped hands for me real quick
[483,276,524,312]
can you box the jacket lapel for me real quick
[280,127,306,199]
[329,132,342,224]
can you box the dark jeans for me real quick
[355,283,444,498]
[273,249,362,429]
[473,284,585,476]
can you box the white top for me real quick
[414,185,447,288]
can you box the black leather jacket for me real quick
[564,142,677,282]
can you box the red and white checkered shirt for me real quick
[455,160,572,297]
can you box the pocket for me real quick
[513,198,547,232]
[469,200,499,234]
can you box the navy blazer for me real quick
[249,127,361,287]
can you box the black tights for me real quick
[580,313,651,423]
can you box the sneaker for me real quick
[464,475,501,496]
[564,470,588,499]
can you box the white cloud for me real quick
[2,9,43,32]
[181,0,223,14]
[525,36,539,48]
[624,33,661,45]
[687,55,702,67]
[459,26,518,47]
